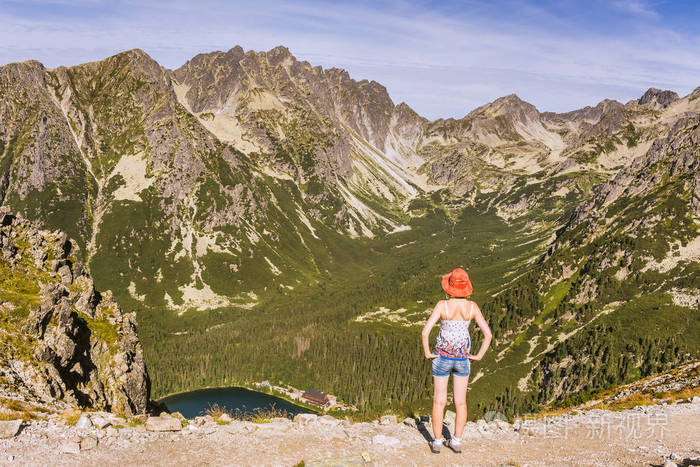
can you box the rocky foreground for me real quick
[0,210,150,416]
[1,397,699,466]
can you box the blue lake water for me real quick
[159,386,315,419]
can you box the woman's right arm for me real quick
[421,302,442,359]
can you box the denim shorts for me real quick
[432,356,470,378]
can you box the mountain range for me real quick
[0,46,698,418]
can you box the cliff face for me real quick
[0,209,150,416]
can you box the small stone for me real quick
[402,417,416,428]
[318,415,339,426]
[61,441,81,454]
[462,426,481,438]
[380,414,397,425]
[443,410,456,426]
[0,420,22,439]
[692,396,700,405]
[75,414,92,429]
[92,416,111,429]
[191,417,206,427]
[80,436,98,451]
[372,434,400,447]
[218,413,232,423]
[495,420,511,431]
[57,264,72,286]
[145,414,182,432]
[669,453,682,460]
[294,413,317,427]
[486,421,501,432]
[270,417,291,424]
[664,461,678,467]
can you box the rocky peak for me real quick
[638,87,679,109]
[471,93,539,120]
[550,98,624,124]
[264,45,293,63]
[0,60,47,89]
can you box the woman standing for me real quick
[421,267,493,454]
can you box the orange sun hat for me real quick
[441,268,473,297]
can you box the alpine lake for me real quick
[158,386,316,419]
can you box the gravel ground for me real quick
[1,400,699,466]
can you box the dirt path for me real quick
[2,402,699,466]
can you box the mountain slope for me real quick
[0,46,698,419]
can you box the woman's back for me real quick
[435,299,474,359]
[440,298,474,322]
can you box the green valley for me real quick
[1,46,698,421]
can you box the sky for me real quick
[1,0,699,120]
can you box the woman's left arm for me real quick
[468,303,493,361]
[421,302,442,359]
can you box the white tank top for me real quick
[434,300,472,359]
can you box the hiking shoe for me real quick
[429,439,443,453]
[446,438,462,453]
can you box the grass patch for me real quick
[204,402,291,424]
[61,409,82,426]
[127,416,146,427]
[591,393,656,411]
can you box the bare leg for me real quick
[453,375,469,438]
[432,376,449,440]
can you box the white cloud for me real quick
[611,0,660,18]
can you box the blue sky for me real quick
[1,0,699,119]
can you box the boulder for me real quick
[402,417,417,428]
[372,434,400,448]
[191,417,206,427]
[380,415,397,425]
[0,420,22,439]
[91,416,111,429]
[80,436,98,451]
[318,415,340,427]
[512,419,522,432]
[294,413,317,427]
[61,440,81,454]
[145,414,182,432]
[462,425,481,438]
[495,420,512,431]
[75,414,92,429]
[57,265,72,286]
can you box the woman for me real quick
[421,267,492,454]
